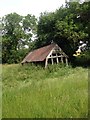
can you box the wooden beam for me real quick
[56,57,59,64]
[45,58,48,68]
[56,54,59,64]
[65,58,68,66]
[51,58,54,65]
[48,55,62,59]
[61,57,64,63]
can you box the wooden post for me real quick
[56,54,59,64]
[65,58,68,66]
[45,58,48,68]
[61,57,63,64]
[56,57,59,64]
[51,58,54,65]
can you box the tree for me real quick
[37,1,90,61]
[2,13,37,63]
[37,12,56,48]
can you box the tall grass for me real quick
[2,64,88,118]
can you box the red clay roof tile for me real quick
[21,43,56,63]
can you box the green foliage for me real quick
[2,13,37,63]
[1,1,90,66]
[2,64,88,118]
[37,2,90,60]
[37,12,56,47]
[75,50,90,66]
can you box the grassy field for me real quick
[2,64,88,118]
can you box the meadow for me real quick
[2,64,88,118]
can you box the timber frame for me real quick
[21,43,69,68]
[45,44,68,68]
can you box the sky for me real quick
[0,0,65,18]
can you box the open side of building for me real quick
[21,43,69,68]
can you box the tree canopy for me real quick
[36,1,90,66]
[2,13,37,63]
[1,1,90,66]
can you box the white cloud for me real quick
[0,0,65,18]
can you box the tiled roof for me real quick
[21,43,56,63]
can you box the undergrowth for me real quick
[2,64,88,118]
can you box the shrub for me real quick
[75,50,90,67]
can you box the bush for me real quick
[74,50,90,67]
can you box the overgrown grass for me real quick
[2,64,88,118]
